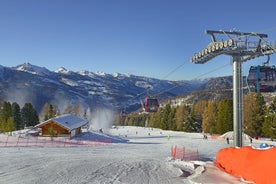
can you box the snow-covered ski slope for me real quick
[1,126,274,184]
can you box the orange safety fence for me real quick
[171,145,199,161]
[216,146,276,184]
[0,135,112,147]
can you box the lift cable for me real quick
[155,63,231,97]
[124,62,186,103]
[134,26,276,101]
[126,26,276,110]
[161,62,186,80]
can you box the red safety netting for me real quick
[0,135,112,147]
[171,145,199,161]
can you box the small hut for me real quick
[35,114,88,138]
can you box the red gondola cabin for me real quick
[142,97,159,113]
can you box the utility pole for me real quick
[190,30,275,147]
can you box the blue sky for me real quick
[0,0,275,80]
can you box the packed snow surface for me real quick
[1,126,275,184]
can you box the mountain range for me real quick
[0,63,233,114]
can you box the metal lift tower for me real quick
[190,30,276,147]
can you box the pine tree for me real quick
[175,105,186,131]
[1,101,12,122]
[0,115,5,132]
[127,115,135,126]
[216,99,233,134]
[262,97,276,139]
[162,104,172,130]
[193,100,208,130]
[0,102,13,132]
[21,103,39,127]
[6,117,15,132]
[155,108,167,130]
[149,110,164,129]
[48,104,56,119]
[175,104,197,132]
[202,100,217,134]
[12,102,22,130]
[188,107,200,132]
[168,107,176,130]
[40,103,59,121]
[243,93,265,137]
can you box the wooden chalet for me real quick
[35,114,88,138]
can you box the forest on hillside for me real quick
[117,92,276,139]
[1,92,276,140]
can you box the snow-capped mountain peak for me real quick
[54,67,72,74]
[77,70,95,78]
[15,63,51,76]
[0,63,228,113]
[113,72,119,78]
[96,71,105,76]
[113,72,127,79]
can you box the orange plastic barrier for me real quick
[216,146,276,184]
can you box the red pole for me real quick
[181,147,185,161]
[172,146,176,158]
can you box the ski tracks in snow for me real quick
[68,158,183,184]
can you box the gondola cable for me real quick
[121,62,187,113]
[126,26,276,112]
[155,63,231,97]
[141,63,186,113]
[161,63,186,80]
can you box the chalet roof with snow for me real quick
[35,114,87,131]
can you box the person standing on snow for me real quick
[226,137,229,144]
